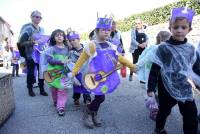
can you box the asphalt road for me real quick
[0,74,200,134]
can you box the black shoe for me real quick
[154,128,167,134]
[129,75,133,81]
[140,81,146,84]
[57,108,65,116]
[28,89,36,97]
[40,91,48,96]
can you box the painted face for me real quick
[69,39,80,49]
[31,13,42,25]
[98,28,111,40]
[170,19,191,41]
[54,32,64,44]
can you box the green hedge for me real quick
[117,0,200,32]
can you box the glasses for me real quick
[34,16,42,19]
[172,25,188,30]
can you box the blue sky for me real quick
[0,0,179,35]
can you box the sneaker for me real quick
[154,128,167,134]
[129,75,133,81]
[57,108,65,116]
[140,81,146,84]
[74,99,80,106]
[40,91,48,96]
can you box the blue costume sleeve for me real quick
[45,47,64,65]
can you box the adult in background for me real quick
[18,10,48,97]
[129,18,149,81]
[110,20,125,54]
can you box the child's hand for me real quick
[147,91,154,97]
[34,39,44,45]
[94,74,102,81]
[130,65,137,73]
[62,59,72,67]
[73,77,81,86]
[138,43,145,48]
[67,72,81,86]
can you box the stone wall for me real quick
[0,73,15,126]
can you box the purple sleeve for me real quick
[46,55,64,65]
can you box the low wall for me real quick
[0,73,15,126]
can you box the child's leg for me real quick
[57,89,67,110]
[73,92,81,106]
[178,100,198,134]
[83,95,105,127]
[83,94,91,104]
[73,92,81,101]
[50,87,57,106]
[88,95,105,112]
[156,83,177,130]
[12,64,16,76]
[16,64,19,76]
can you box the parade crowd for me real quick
[4,7,200,134]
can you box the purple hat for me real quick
[96,18,112,30]
[171,7,195,23]
[67,31,80,40]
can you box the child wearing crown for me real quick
[147,7,200,134]
[67,31,92,106]
[71,17,136,128]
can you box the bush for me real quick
[117,0,200,32]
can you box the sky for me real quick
[0,0,179,36]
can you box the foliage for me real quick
[117,0,200,32]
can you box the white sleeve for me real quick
[109,42,120,55]
[83,41,96,56]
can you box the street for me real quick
[0,74,200,134]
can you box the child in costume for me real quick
[109,20,125,54]
[71,18,136,128]
[137,31,171,121]
[67,31,91,106]
[147,8,200,134]
[45,29,72,116]
[137,31,171,90]
[11,48,20,77]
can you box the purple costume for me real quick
[32,34,49,64]
[80,41,120,95]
